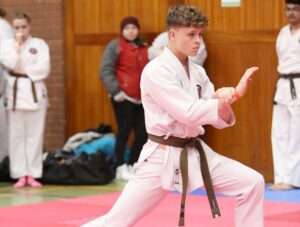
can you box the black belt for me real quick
[274,73,300,105]
[9,71,38,111]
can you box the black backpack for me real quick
[42,151,115,185]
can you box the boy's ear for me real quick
[168,29,175,39]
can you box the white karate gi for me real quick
[0,36,50,178]
[148,31,207,66]
[82,48,264,227]
[0,17,13,162]
[272,25,300,187]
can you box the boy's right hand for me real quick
[235,67,259,98]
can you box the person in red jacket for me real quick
[100,16,148,181]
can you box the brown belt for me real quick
[9,71,38,111]
[148,134,220,226]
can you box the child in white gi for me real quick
[0,13,50,188]
[270,0,300,191]
[82,5,264,227]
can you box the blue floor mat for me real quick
[174,185,300,203]
[264,185,300,203]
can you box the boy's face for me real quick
[285,3,300,25]
[169,25,205,57]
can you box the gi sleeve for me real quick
[0,39,19,70]
[142,64,221,127]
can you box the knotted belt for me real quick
[148,133,220,226]
[274,73,300,105]
[9,71,38,111]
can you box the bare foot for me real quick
[268,183,294,191]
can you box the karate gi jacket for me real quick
[0,36,50,110]
[139,47,235,193]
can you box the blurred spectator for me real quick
[0,12,50,188]
[100,16,148,181]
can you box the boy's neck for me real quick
[168,44,188,66]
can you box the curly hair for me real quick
[166,5,208,29]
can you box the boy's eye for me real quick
[14,25,27,29]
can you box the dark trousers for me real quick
[111,99,147,167]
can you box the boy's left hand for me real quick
[212,87,235,106]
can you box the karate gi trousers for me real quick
[82,147,264,227]
[272,103,300,187]
[8,99,47,179]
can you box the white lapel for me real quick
[163,47,191,92]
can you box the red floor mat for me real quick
[0,193,299,227]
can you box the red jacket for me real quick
[116,37,148,100]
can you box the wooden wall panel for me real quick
[65,0,287,181]
[67,45,117,133]
[186,0,286,30]
[202,32,278,180]
[74,0,170,34]
[74,0,101,33]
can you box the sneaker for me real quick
[13,176,27,189]
[127,164,134,175]
[116,164,132,181]
[27,176,42,188]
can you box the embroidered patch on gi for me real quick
[29,48,37,54]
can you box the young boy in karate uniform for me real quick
[82,5,264,227]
